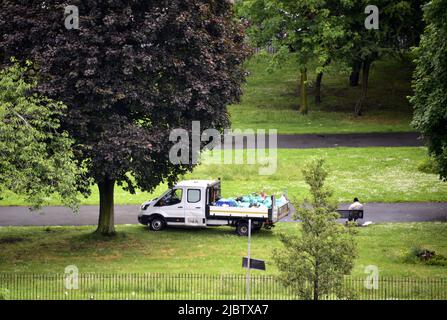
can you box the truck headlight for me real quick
[141,203,150,211]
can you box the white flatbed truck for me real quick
[138,179,290,236]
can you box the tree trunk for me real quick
[354,60,371,116]
[96,177,116,236]
[315,71,323,104]
[349,60,362,87]
[299,67,308,114]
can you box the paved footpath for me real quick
[230,132,423,149]
[0,202,446,227]
[281,202,447,223]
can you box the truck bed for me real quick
[209,198,290,222]
[209,205,269,219]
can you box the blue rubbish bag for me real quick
[215,198,238,207]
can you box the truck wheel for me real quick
[236,221,250,236]
[149,216,165,231]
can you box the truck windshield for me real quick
[155,188,183,207]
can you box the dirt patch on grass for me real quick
[93,253,123,262]
[159,248,176,256]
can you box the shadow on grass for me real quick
[0,237,29,244]
[71,230,128,243]
[59,224,277,253]
[142,225,277,239]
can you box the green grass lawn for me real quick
[1,222,446,278]
[1,147,445,206]
[229,53,414,134]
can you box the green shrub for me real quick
[406,246,447,267]
[411,246,435,259]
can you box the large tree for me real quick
[410,0,447,181]
[0,0,249,235]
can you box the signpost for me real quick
[246,219,251,300]
[242,258,266,270]
[242,219,266,300]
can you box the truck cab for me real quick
[138,180,290,236]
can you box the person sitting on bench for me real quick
[348,197,363,221]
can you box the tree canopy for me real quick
[410,0,447,181]
[344,0,424,115]
[237,0,353,114]
[236,0,425,115]
[0,60,81,210]
[0,0,249,234]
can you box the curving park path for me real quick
[0,202,446,227]
[225,132,423,149]
[282,202,447,224]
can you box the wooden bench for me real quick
[336,209,364,221]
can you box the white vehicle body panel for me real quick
[138,180,290,230]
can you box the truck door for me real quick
[184,188,206,227]
[155,188,185,224]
